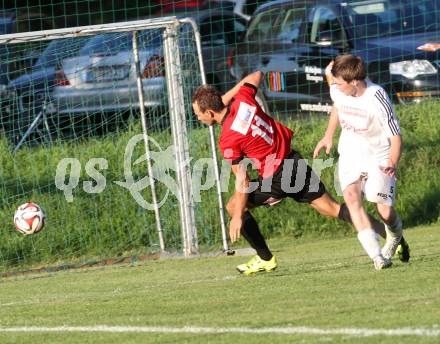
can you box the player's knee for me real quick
[377,204,393,222]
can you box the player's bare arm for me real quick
[381,135,402,177]
[222,71,264,106]
[229,162,250,243]
[313,106,339,158]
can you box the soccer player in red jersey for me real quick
[192,71,387,275]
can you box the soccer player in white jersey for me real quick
[314,54,409,270]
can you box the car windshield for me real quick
[79,29,162,56]
[33,37,89,69]
[342,0,440,38]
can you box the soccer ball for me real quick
[14,202,45,235]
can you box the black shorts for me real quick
[247,150,326,207]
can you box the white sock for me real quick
[357,228,381,259]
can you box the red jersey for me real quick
[219,83,293,178]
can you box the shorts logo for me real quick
[377,192,388,200]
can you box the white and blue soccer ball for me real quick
[14,202,45,235]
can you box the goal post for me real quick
[162,22,198,255]
[0,16,230,270]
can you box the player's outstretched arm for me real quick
[222,71,264,106]
[313,106,339,158]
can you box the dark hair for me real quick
[332,54,366,82]
[192,85,225,113]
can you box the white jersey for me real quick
[330,80,400,168]
[331,80,401,199]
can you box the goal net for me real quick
[0,17,228,273]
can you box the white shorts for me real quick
[339,163,396,206]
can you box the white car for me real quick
[53,10,246,117]
[53,30,166,115]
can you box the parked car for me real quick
[6,37,91,138]
[9,37,90,116]
[53,29,166,116]
[53,10,247,116]
[229,0,440,115]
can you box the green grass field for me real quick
[0,224,439,343]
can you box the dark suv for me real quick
[230,0,440,115]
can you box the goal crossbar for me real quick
[0,16,182,44]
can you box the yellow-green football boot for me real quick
[236,255,278,275]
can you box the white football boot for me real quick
[373,254,392,270]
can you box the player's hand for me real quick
[229,215,243,243]
[325,61,334,78]
[380,163,397,177]
[313,136,333,158]
[325,61,335,87]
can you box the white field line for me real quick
[0,326,438,337]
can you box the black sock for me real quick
[338,203,353,224]
[241,212,273,261]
